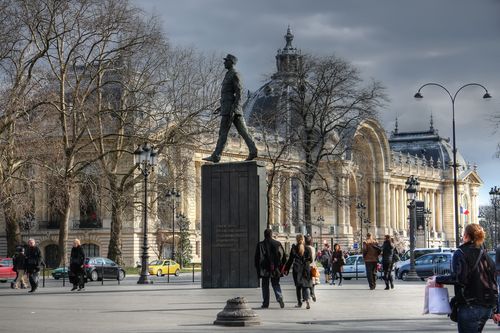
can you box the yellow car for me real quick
[149,259,180,277]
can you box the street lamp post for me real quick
[356,202,366,252]
[414,83,491,247]
[134,143,158,284]
[424,208,432,248]
[166,189,181,261]
[405,175,421,281]
[490,186,500,249]
[316,215,324,245]
[19,214,37,240]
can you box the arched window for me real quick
[44,244,59,268]
[81,243,100,257]
[79,168,101,228]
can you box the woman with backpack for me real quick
[434,224,497,332]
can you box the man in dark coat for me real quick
[202,54,257,163]
[25,238,42,293]
[12,246,27,289]
[254,229,286,308]
[362,233,381,290]
[381,235,394,290]
[69,239,86,291]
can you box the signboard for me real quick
[415,200,425,231]
[353,243,359,249]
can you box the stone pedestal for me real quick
[201,161,267,288]
[213,297,260,326]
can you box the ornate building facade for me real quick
[0,28,482,266]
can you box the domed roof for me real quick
[244,27,302,130]
[388,117,467,171]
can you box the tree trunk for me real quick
[108,184,124,265]
[303,179,312,235]
[57,185,71,267]
[3,201,21,256]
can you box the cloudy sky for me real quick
[135,0,500,206]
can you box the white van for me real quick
[394,247,455,278]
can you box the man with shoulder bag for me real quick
[363,233,381,290]
[434,224,497,332]
[254,229,286,309]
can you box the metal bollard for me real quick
[355,260,358,280]
[192,263,195,283]
[167,261,170,283]
[101,262,104,285]
[42,266,45,288]
[63,267,66,287]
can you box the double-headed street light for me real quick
[19,213,36,240]
[424,208,432,248]
[490,186,500,249]
[414,83,491,247]
[356,202,366,252]
[405,175,420,281]
[134,142,158,284]
[166,189,181,261]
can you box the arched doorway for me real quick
[82,243,100,257]
[44,244,59,268]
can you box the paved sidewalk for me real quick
[0,278,497,332]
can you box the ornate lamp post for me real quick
[166,189,181,261]
[405,175,421,281]
[19,214,37,240]
[414,83,491,247]
[356,202,366,251]
[316,215,324,245]
[490,186,500,249]
[134,142,158,284]
[424,208,432,248]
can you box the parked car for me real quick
[397,252,452,280]
[84,257,126,281]
[488,251,495,263]
[149,259,180,277]
[342,255,386,280]
[394,247,454,278]
[51,267,69,280]
[0,258,16,283]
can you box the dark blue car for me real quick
[398,252,452,280]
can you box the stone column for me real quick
[369,181,377,229]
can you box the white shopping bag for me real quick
[428,287,451,314]
[423,284,430,314]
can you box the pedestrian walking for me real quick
[285,234,313,309]
[69,239,86,291]
[362,233,381,290]
[305,235,317,302]
[331,243,345,286]
[381,235,394,290]
[11,247,27,289]
[254,229,286,309]
[435,224,498,332]
[319,243,332,284]
[25,239,41,293]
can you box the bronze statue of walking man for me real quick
[203,54,257,163]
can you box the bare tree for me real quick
[274,54,386,233]
[479,205,497,250]
[0,0,56,255]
